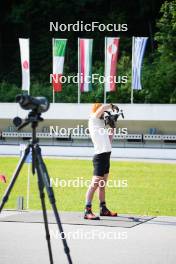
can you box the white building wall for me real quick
[0,103,176,121]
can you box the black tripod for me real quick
[0,110,73,264]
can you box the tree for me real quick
[144,0,176,103]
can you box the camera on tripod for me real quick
[16,94,50,113]
[13,94,50,130]
[0,94,73,264]
[104,105,124,128]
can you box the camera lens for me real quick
[16,95,24,103]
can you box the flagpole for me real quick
[53,87,55,103]
[104,37,107,104]
[78,38,80,104]
[104,89,106,104]
[131,86,133,104]
[26,164,30,209]
[28,38,30,95]
[52,38,55,103]
[131,36,134,104]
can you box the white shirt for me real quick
[88,113,111,154]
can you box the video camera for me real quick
[104,104,124,128]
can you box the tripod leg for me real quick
[0,146,30,212]
[36,169,54,264]
[35,145,73,264]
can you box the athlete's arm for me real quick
[94,104,112,118]
[109,128,115,144]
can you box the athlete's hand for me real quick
[110,104,119,112]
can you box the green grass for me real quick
[0,157,176,216]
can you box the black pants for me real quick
[93,152,111,177]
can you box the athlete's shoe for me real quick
[84,207,100,220]
[100,207,118,217]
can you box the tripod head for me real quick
[13,110,44,145]
[13,110,44,131]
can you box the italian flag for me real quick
[19,38,30,93]
[104,37,119,92]
[78,38,93,92]
[52,39,67,92]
